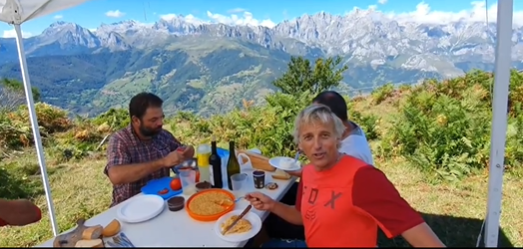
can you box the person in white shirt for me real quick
[262,90,375,244]
[315,90,374,166]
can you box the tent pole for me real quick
[13,24,59,237]
[484,0,513,247]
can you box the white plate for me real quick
[214,210,262,242]
[116,195,165,223]
[269,157,301,171]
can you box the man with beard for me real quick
[104,92,194,206]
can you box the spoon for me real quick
[293,150,301,163]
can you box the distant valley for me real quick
[1,10,523,116]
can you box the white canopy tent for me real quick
[0,0,513,246]
[0,0,93,236]
[483,0,512,247]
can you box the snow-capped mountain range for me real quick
[1,10,523,76]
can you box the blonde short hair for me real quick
[293,104,346,144]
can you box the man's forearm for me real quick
[271,201,303,225]
[108,159,165,185]
[0,199,42,226]
[402,223,446,247]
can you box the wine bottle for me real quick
[226,141,241,191]
[210,136,223,188]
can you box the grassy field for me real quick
[1,97,522,247]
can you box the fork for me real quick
[118,233,136,248]
[106,241,122,248]
[112,234,134,248]
[235,196,244,202]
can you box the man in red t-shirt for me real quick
[0,199,42,227]
[247,104,444,247]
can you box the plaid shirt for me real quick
[104,125,181,206]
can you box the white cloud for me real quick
[206,11,276,28]
[160,14,207,25]
[159,11,276,28]
[158,1,523,29]
[228,8,247,14]
[378,1,523,26]
[2,29,33,38]
[53,15,63,19]
[105,10,125,18]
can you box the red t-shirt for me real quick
[297,155,424,247]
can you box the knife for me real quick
[221,205,252,235]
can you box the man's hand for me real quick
[285,168,302,177]
[181,145,195,160]
[0,199,42,226]
[245,192,275,211]
[162,151,184,167]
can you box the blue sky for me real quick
[2,0,523,38]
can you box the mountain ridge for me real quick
[0,11,521,116]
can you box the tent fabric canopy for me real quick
[0,0,94,237]
[0,0,512,247]
[0,0,90,24]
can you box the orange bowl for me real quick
[185,189,235,222]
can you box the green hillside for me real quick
[0,37,441,117]
[0,58,522,247]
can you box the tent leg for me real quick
[484,0,513,247]
[13,24,59,237]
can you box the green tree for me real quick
[272,56,348,96]
[0,78,41,102]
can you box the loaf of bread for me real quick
[82,225,103,240]
[102,219,121,237]
[237,150,276,172]
[75,239,104,248]
[271,169,291,180]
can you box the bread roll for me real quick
[75,239,104,248]
[271,169,291,180]
[82,225,103,240]
[102,219,121,237]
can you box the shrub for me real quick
[350,110,379,140]
[371,83,395,104]
[382,70,523,181]
[0,162,42,199]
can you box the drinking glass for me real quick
[179,170,196,196]
[230,173,247,196]
[237,153,255,191]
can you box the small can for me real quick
[253,170,265,189]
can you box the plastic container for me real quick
[167,196,185,212]
[198,145,212,183]
[195,181,212,192]
[185,189,235,222]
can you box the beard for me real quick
[139,123,162,137]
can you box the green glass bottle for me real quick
[226,141,241,190]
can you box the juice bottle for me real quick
[197,144,212,183]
